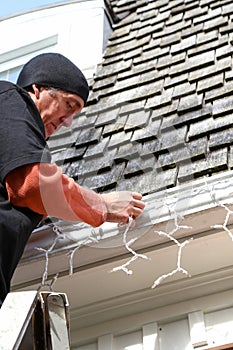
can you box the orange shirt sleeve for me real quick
[5,163,107,227]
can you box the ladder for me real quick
[0,291,71,349]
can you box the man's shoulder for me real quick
[0,80,17,94]
[0,81,28,102]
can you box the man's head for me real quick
[17,53,89,103]
[17,53,89,138]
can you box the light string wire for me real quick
[35,225,64,291]
[110,216,150,275]
[35,178,233,290]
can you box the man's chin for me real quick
[45,124,57,138]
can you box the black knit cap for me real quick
[17,53,89,104]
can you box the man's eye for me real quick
[66,101,73,110]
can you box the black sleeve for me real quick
[0,82,51,183]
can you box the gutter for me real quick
[12,170,233,289]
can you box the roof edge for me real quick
[22,169,233,263]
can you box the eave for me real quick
[11,170,233,341]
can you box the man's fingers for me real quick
[131,193,146,211]
[132,191,143,200]
[102,191,145,224]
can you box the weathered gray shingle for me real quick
[212,96,233,117]
[170,51,215,77]
[158,137,207,168]
[189,56,231,83]
[209,128,233,149]
[197,73,224,93]
[177,94,203,114]
[178,148,228,181]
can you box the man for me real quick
[0,53,145,304]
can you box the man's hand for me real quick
[100,191,145,225]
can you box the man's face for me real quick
[34,87,84,138]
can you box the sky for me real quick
[0,0,67,18]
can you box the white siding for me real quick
[114,331,143,350]
[205,308,233,348]
[159,319,192,350]
[74,307,233,350]
[0,0,111,80]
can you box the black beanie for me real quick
[17,53,89,104]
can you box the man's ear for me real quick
[32,84,40,99]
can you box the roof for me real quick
[48,0,233,197]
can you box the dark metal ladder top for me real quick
[0,291,71,349]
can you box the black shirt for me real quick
[0,81,51,302]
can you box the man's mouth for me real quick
[51,122,57,131]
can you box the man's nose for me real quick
[62,115,73,127]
